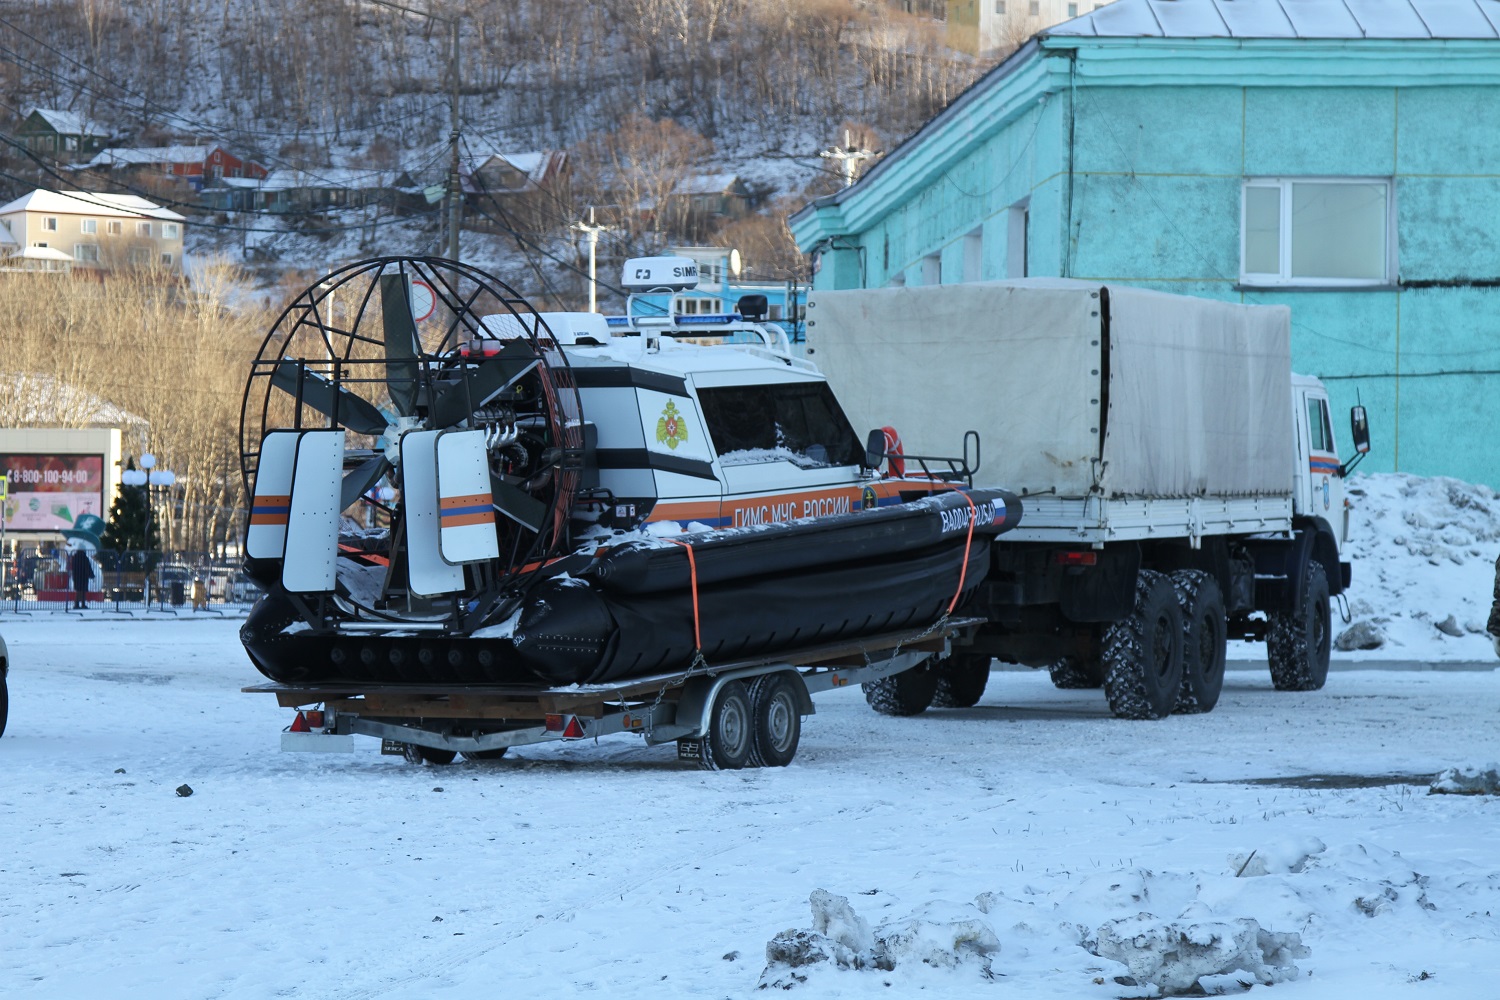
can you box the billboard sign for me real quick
[0,454,105,532]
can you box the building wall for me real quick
[948,0,1108,55]
[795,41,1500,485]
[0,208,184,269]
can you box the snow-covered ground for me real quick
[3,472,1500,998]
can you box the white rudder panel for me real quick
[247,430,300,560]
[282,430,344,593]
[435,429,500,565]
[401,430,466,596]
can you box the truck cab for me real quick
[1290,374,1370,587]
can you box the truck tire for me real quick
[1047,656,1101,690]
[1102,569,1184,720]
[863,661,939,717]
[1267,562,1331,692]
[747,672,802,767]
[1171,570,1227,714]
[696,680,754,770]
[931,653,991,708]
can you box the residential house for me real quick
[80,145,268,191]
[204,168,414,214]
[14,108,110,161]
[791,0,1500,486]
[0,189,185,270]
[948,0,1115,54]
[461,150,568,232]
[666,173,752,222]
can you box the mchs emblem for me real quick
[656,401,688,450]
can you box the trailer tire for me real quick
[931,653,991,708]
[863,660,938,717]
[461,748,509,762]
[1171,570,1227,714]
[1267,562,1331,692]
[697,680,754,771]
[1046,656,1101,690]
[1102,569,1184,720]
[747,673,802,767]
[402,744,457,766]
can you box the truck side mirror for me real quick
[1350,405,1370,455]
[864,429,886,471]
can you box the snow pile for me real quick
[763,834,1500,994]
[1429,764,1500,795]
[1336,473,1500,659]
[1091,915,1306,994]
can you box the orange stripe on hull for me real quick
[441,511,497,528]
[441,492,494,509]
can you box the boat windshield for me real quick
[697,382,863,470]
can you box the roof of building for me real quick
[674,173,744,196]
[0,225,16,248]
[82,146,210,169]
[253,168,404,191]
[0,189,186,222]
[12,246,75,262]
[23,107,110,136]
[1048,0,1500,39]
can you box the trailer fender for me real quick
[675,668,813,740]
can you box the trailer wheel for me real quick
[1102,569,1184,720]
[1171,570,1227,714]
[1046,656,1102,690]
[747,673,802,767]
[931,653,991,708]
[1267,562,1331,692]
[863,660,938,717]
[461,748,508,762]
[402,744,457,766]
[696,680,754,771]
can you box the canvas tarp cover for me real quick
[806,281,1292,499]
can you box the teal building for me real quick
[790,0,1500,483]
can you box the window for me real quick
[128,247,151,265]
[106,220,122,235]
[1007,200,1030,278]
[1242,178,1392,286]
[162,223,180,239]
[995,0,1005,12]
[81,219,97,234]
[160,252,173,266]
[675,297,721,315]
[922,253,941,285]
[1067,1,1078,14]
[1307,398,1334,453]
[769,304,784,321]
[136,221,152,237]
[65,136,78,151]
[1028,0,1039,13]
[42,216,58,231]
[963,228,984,283]
[74,243,98,262]
[32,241,48,248]
[697,382,863,470]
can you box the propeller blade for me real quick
[430,348,541,428]
[491,475,546,533]
[340,454,392,511]
[379,274,421,417]
[271,361,387,436]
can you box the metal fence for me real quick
[0,547,262,615]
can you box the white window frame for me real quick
[42,216,58,231]
[80,218,97,234]
[1240,177,1395,288]
[162,222,180,239]
[74,243,98,262]
[160,252,173,266]
[106,220,123,235]
[128,246,151,266]
[136,221,152,237]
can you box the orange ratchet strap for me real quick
[667,539,703,651]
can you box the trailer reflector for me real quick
[1055,551,1099,566]
[289,711,311,733]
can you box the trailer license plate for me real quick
[677,739,703,761]
[380,739,407,756]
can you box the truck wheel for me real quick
[1267,562,1331,692]
[697,680,754,771]
[1047,656,1101,689]
[747,672,802,767]
[863,661,938,716]
[1171,570,1227,713]
[931,653,991,708]
[1102,569,1184,720]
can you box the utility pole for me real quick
[446,16,461,262]
[819,130,879,188]
[571,207,612,313]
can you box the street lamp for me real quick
[122,452,176,607]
